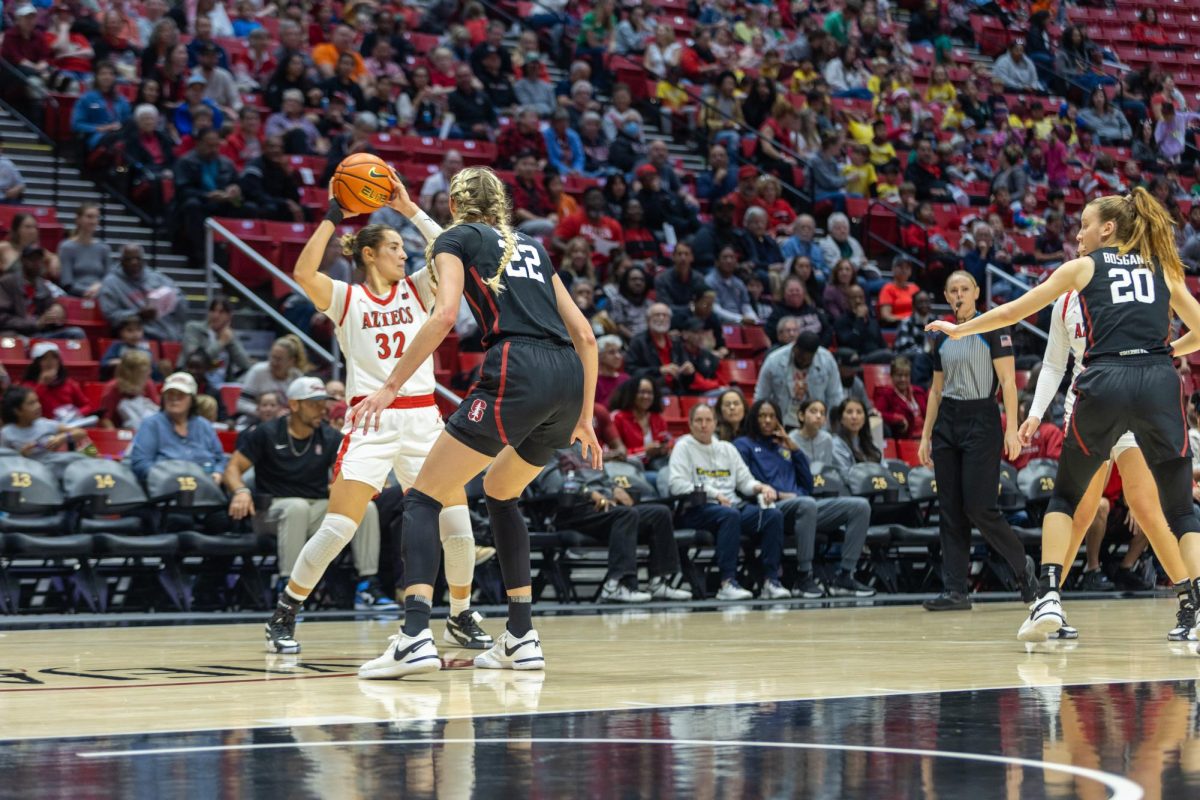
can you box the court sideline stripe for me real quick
[74,737,1143,799]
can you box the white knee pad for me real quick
[439,505,475,587]
[290,513,358,591]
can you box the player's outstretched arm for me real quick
[295,185,363,312]
[926,257,1091,339]
[552,273,602,467]
[347,251,465,432]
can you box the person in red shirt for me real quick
[679,27,720,83]
[723,165,760,233]
[619,198,661,266]
[552,186,623,268]
[753,174,796,234]
[97,348,161,430]
[45,4,94,87]
[1003,397,1063,470]
[872,355,928,439]
[877,258,921,326]
[21,342,92,421]
[608,376,672,469]
[220,107,264,170]
[509,151,555,236]
[1133,9,1169,49]
[2,5,51,87]
[495,108,548,168]
[233,27,278,90]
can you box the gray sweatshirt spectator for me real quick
[97,245,186,341]
[755,333,844,429]
[180,298,251,383]
[667,433,764,501]
[992,44,1043,91]
[58,239,111,297]
[706,246,757,324]
[791,426,835,466]
[1076,106,1132,142]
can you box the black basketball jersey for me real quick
[1076,246,1172,363]
[431,222,572,349]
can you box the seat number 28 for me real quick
[1109,268,1155,305]
[499,240,545,283]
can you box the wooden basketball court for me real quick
[1,597,1197,798]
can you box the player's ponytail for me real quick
[341,224,393,274]
[430,166,514,295]
[1089,188,1184,280]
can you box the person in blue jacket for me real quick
[733,398,876,599]
[70,61,131,150]
[543,107,585,176]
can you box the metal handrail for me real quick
[203,218,466,407]
[984,264,1048,341]
[0,58,60,207]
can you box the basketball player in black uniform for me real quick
[927,187,1200,648]
[351,167,600,678]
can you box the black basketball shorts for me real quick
[445,337,585,467]
[1065,356,1191,465]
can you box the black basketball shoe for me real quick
[265,599,301,654]
[444,610,495,650]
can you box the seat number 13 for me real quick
[1109,268,1155,304]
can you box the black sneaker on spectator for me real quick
[355,577,400,611]
[1114,566,1153,592]
[759,579,791,600]
[793,573,825,599]
[598,580,651,603]
[827,570,875,597]
[715,580,753,601]
[1168,595,1196,641]
[1077,568,1115,592]
[444,610,494,650]
[923,592,971,611]
[648,577,692,601]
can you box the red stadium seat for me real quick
[160,341,183,367]
[87,428,135,459]
[219,384,242,418]
[217,429,239,453]
[898,439,922,467]
[863,364,891,397]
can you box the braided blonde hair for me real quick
[425,166,515,294]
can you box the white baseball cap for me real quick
[162,372,198,396]
[287,376,330,402]
[30,341,59,360]
[15,5,37,16]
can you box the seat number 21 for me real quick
[499,240,545,283]
[1109,268,1155,304]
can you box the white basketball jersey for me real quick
[1057,290,1087,420]
[323,271,438,401]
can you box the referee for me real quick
[918,271,1036,611]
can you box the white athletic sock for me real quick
[290,513,358,596]
[449,595,469,617]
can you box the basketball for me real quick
[331,153,395,214]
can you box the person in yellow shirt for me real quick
[868,119,897,166]
[1026,101,1055,141]
[842,144,877,197]
[866,57,890,103]
[789,61,820,94]
[924,64,957,106]
[875,160,902,202]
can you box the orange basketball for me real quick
[331,153,395,214]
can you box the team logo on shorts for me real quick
[468,399,487,422]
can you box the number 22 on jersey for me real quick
[499,239,545,283]
[1109,267,1155,304]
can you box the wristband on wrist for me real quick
[234,487,251,495]
[324,204,345,225]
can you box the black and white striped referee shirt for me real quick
[931,327,1015,400]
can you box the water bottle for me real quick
[690,482,706,509]
[560,469,580,510]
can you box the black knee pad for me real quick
[1046,449,1104,518]
[485,494,532,590]
[400,489,443,587]
[1148,457,1200,539]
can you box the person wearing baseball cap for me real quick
[3,4,54,89]
[722,165,761,234]
[127,371,228,485]
[224,376,396,626]
[0,243,85,340]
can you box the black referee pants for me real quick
[932,398,1027,594]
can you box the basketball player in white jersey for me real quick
[260,178,492,656]
[1019,286,1194,643]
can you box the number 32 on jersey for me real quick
[1109,267,1155,304]
[499,240,545,283]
